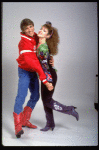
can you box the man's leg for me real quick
[14,67,30,114]
[22,72,39,128]
[13,67,30,137]
[27,72,39,109]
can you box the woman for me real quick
[37,21,79,131]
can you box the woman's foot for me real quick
[71,107,79,121]
[40,125,55,131]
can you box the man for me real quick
[13,18,54,138]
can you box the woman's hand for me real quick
[49,56,54,67]
[45,82,54,91]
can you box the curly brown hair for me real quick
[43,22,60,55]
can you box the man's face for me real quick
[24,25,34,37]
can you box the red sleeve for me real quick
[17,40,47,84]
[23,53,47,83]
[18,40,30,54]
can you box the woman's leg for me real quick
[40,69,57,130]
[41,83,55,131]
[41,69,79,122]
[45,98,75,114]
[43,105,55,127]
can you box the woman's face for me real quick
[38,26,49,38]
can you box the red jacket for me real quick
[16,32,47,84]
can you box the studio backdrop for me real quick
[2,2,98,115]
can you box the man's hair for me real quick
[20,18,34,31]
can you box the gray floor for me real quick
[2,97,98,146]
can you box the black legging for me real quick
[41,66,57,127]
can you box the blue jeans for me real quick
[14,67,39,114]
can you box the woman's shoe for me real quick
[64,106,79,121]
[40,125,55,131]
[71,107,79,121]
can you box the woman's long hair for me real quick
[43,22,60,55]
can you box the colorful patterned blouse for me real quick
[37,42,53,82]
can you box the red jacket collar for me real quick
[20,32,36,41]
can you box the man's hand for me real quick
[45,82,54,91]
[49,56,54,67]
